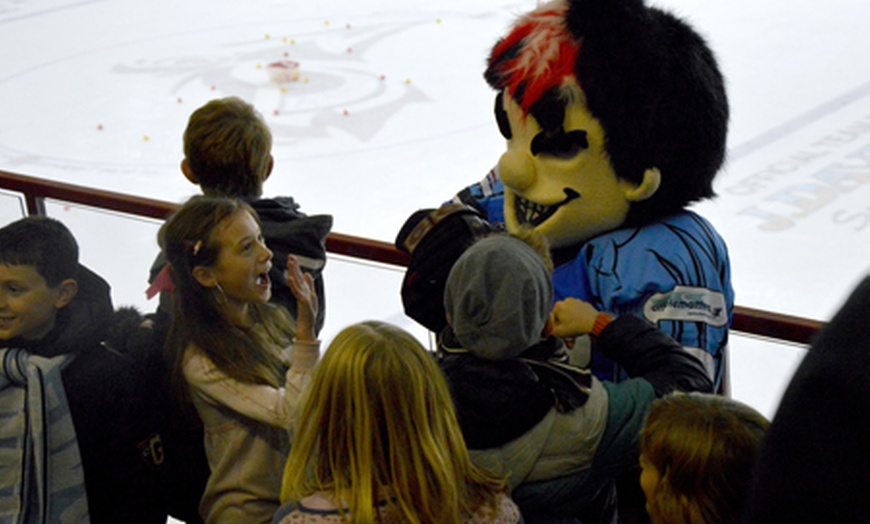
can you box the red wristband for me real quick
[591,313,613,337]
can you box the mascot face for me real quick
[485,0,725,249]
[497,81,652,249]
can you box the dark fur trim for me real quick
[102,306,161,364]
[565,0,728,224]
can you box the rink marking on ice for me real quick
[729,79,870,161]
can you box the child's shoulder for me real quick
[180,342,214,375]
[249,196,332,241]
[463,491,522,524]
[250,196,305,221]
[272,494,347,524]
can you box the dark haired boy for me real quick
[0,216,83,343]
[148,96,332,334]
[0,216,202,523]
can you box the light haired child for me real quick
[149,96,331,334]
[180,96,274,199]
[639,392,770,524]
[275,321,522,524]
[161,195,320,524]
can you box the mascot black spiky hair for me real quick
[453,0,735,390]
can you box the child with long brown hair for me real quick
[275,321,521,524]
[639,392,770,524]
[162,195,320,524]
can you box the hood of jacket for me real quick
[247,197,333,262]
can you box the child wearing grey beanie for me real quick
[444,234,553,361]
[437,233,712,521]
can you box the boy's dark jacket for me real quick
[438,314,713,450]
[248,196,332,335]
[12,265,206,524]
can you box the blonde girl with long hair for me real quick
[275,321,522,524]
[639,392,770,524]
[162,195,320,524]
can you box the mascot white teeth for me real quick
[453,0,734,390]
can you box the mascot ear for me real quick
[624,167,661,202]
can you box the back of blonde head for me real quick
[281,321,505,523]
[640,392,770,524]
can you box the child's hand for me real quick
[550,298,600,337]
[286,255,318,342]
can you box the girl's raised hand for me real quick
[550,298,600,338]
[286,255,318,342]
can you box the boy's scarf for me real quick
[0,348,90,523]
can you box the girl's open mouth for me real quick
[256,272,271,288]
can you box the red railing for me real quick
[0,169,825,345]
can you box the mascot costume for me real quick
[451,0,734,391]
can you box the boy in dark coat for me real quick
[1,216,199,523]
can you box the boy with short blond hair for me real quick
[181,96,273,198]
[150,96,332,333]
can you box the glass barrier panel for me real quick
[321,255,434,349]
[0,190,26,225]
[44,199,163,314]
[729,334,807,419]
[22,198,808,423]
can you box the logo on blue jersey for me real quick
[643,286,728,326]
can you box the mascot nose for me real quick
[498,148,536,192]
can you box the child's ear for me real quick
[263,155,274,182]
[181,159,200,185]
[192,266,217,288]
[623,167,661,202]
[53,279,78,309]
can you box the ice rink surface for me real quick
[2,0,869,418]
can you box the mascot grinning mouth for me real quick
[513,189,580,227]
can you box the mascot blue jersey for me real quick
[454,173,734,390]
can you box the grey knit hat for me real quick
[444,235,553,360]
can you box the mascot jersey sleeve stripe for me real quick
[452,169,505,224]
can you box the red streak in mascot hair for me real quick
[488,0,580,113]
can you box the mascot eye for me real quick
[531,130,589,159]
[494,92,512,139]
